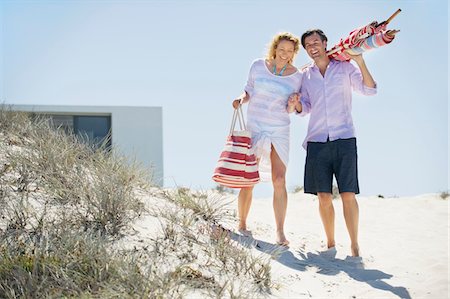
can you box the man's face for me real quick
[304,33,327,60]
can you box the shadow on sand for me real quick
[229,232,411,299]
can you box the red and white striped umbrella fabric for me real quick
[327,9,401,61]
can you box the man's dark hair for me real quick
[301,29,328,48]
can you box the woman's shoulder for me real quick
[292,69,303,86]
[250,58,266,67]
[294,69,304,79]
[284,64,300,77]
[247,58,267,73]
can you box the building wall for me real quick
[11,105,163,186]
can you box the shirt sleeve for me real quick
[244,61,256,98]
[298,73,311,116]
[347,62,377,96]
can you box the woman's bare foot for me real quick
[238,228,252,237]
[211,224,230,240]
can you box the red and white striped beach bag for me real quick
[212,106,260,188]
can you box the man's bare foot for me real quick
[320,246,337,258]
[351,245,360,257]
[276,231,290,246]
[327,241,336,249]
[276,240,290,246]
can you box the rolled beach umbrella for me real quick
[327,9,401,61]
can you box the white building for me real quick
[11,105,163,186]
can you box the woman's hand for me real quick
[232,98,242,109]
[232,92,249,109]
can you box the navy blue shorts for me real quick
[304,138,359,195]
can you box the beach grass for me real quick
[0,105,273,298]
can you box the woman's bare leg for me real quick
[238,186,253,232]
[270,145,289,245]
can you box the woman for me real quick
[232,32,302,245]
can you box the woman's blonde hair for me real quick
[266,32,300,64]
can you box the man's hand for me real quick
[345,52,364,65]
[287,93,301,113]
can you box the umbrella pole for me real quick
[385,8,402,24]
[327,47,344,56]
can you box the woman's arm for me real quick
[232,91,250,109]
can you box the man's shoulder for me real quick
[300,62,314,73]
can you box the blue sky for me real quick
[1,0,448,197]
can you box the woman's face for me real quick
[275,40,295,62]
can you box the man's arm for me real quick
[347,53,376,88]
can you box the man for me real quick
[288,29,377,257]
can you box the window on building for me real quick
[74,116,111,150]
[48,115,74,134]
[40,114,112,150]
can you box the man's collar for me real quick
[310,57,335,70]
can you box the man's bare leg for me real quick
[317,192,336,249]
[341,192,359,256]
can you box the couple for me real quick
[231,30,377,257]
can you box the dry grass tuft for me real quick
[0,105,275,298]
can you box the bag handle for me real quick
[229,105,247,135]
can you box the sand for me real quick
[227,193,449,299]
[132,191,449,298]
